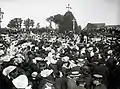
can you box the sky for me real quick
[0,0,120,28]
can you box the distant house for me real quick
[106,25,120,32]
[105,25,120,38]
[106,25,120,29]
[84,23,105,31]
[83,23,120,38]
[83,23,106,37]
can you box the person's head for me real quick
[92,74,103,85]
[68,71,81,81]
[27,46,30,50]
[9,68,18,79]
[75,75,86,86]
[31,46,35,51]
[27,51,35,59]
[76,79,86,87]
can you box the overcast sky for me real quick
[0,0,120,28]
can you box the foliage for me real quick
[24,18,34,29]
[36,23,40,28]
[46,16,54,28]
[7,18,23,29]
[52,14,64,28]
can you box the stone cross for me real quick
[72,19,76,33]
[66,4,72,11]
[0,8,4,28]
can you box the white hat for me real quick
[14,57,23,64]
[0,43,3,47]
[35,47,39,50]
[31,72,38,77]
[0,55,14,62]
[71,71,79,75]
[69,60,77,68]
[78,59,84,62]
[107,50,112,54]
[70,74,81,77]
[16,54,25,60]
[81,48,86,54]
[40,69,53,77]
[25,85,32,89]
[62,56,69,62]
[35,57,43,61]
[0,50,4,56]
[70,71,81,77]
[93,74,103,78]
[33,59,37,64]
[86,44,90,47]
[90,51,94,57]
[56,53,60,58]
[12,75,28,88]
[50,57,57,64]
[2,66,16,76]
[88,47,93,51]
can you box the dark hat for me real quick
[27,51,32,56]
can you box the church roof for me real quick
[64,11,75,19]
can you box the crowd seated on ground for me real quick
[0,30,120,89]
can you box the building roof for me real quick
[87,23,105,28]
[106,25,120,28]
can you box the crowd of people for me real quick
[0,30,120,89]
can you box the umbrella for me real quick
[2,66,16,76]
[12,75,28,88]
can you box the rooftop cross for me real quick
[66,4,72,11]
[0,8,4,28]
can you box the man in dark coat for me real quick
[92,64,109,88]
[0,66,14,89]
[91,74,107,89]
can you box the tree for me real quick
[52,14,64,29]
[7,18,23,29]
[7,20,16,28]
[46,16,53,28]
[76,25,81,34]
[36,23,40,28]
[24,18,34,29]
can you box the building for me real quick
[83,23,106,37]
[105,25,120,38]
[59,11,80,34]
[83,23,120,39]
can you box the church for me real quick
[58,4,81,34]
